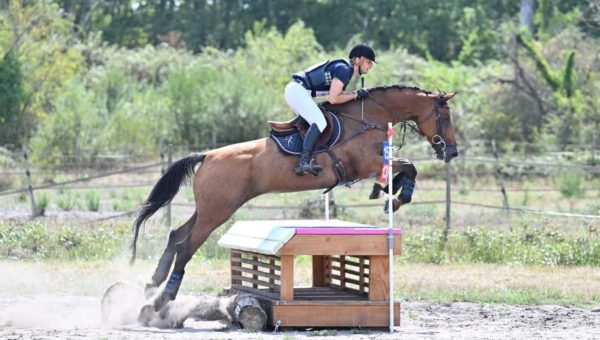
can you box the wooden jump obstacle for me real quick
[218,219,402,328]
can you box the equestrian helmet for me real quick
[349,44,377,63]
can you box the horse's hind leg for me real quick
[140,189,247,324]
[144,212,197,297]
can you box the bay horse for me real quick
[131,85,458,324]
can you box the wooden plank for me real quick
[219,234,286,255]
[232,250,280,263]
[236,266,279,281]
[231,285,279,300]
[231,275,280,290]
[312,255,326,287]
[339,256,346,288]
[277,235,402,255]
[280,255,294,301]
[232,257,281,271]
[272,302,400,327]
[359,257,366,292]
[368,256,389,301]
[231,251,242,285]
[330,257,370,268]
[269,258,275,292]
[252,256,259,289]
[330,274,364,287]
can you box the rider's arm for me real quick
[328,78,358,104]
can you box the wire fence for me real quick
[1,141,600,227]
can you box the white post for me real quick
[324,192,330,220]
[387,122,395,332]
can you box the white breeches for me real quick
[284,81,327,132]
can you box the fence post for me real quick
[492,140,510,215]
[159,137,165,176]
[166,144,173,227]
[444,162,451,243]
[330,190,337,218]
[22,144,38,217]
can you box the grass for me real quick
[1,172,599,307]
[0,259,597,307]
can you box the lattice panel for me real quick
[230,250,281,293]
[327,255,370,296]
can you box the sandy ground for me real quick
[1,293,599,340]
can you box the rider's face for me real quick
[359,57,374,74]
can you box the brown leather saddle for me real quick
[268,110,336,146]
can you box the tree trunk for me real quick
[519,0,536,33]
[101,281,269,331]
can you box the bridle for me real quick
[319,90,455,190]
[364,93,456,157]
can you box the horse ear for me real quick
[443,92,457,102]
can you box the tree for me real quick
[0,52,28,146]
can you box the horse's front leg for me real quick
[369,159,417,212]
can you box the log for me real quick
[101,281,268,330]
[156,293,268,330]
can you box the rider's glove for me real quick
[356,88,369,100]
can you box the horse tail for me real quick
[130,153,206,264]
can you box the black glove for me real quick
[356,88,369,100]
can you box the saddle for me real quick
[268,110,336,146]
[267,109,342,156]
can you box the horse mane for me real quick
[320,84,434,107]
[367,84,433,95]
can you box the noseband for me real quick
[366,93,455,157]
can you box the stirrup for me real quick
[295,158,322,176]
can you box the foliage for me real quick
[0,0,84,148]
[0,1,598,166]
[402,224,600,266]
[35,192,49,216]
[557,171,585,212]
[1,219,597,267]
[0,221,129,260]
[56,190,77,211]
[85,190,100,211]
[0,52,28,146]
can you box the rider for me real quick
[285,43,376,176]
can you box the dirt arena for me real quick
[1,293,599,339]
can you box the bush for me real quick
[56,191,77,211]
[85,190,100,211]
[0,221,129,260]
[35,192,49,216]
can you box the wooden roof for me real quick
[218,219,400,255]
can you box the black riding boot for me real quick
[295,123,323,176]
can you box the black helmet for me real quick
[349,43,376,63]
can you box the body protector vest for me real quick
[293,59,352,97]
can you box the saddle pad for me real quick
[269,113,342,155]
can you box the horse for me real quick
[131,84,458,324]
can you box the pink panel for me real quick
[295,228,402,235]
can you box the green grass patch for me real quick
[0,221,129,260]
[402,224,600,266]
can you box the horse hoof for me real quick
[369,183,383,199]
[137,304,155,326]
[144,283,158,299]
[392,198,402,212]
[101,280,146,326]
[384,198,402,214]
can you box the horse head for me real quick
[371,86,459,163]
[416,92,458,163]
